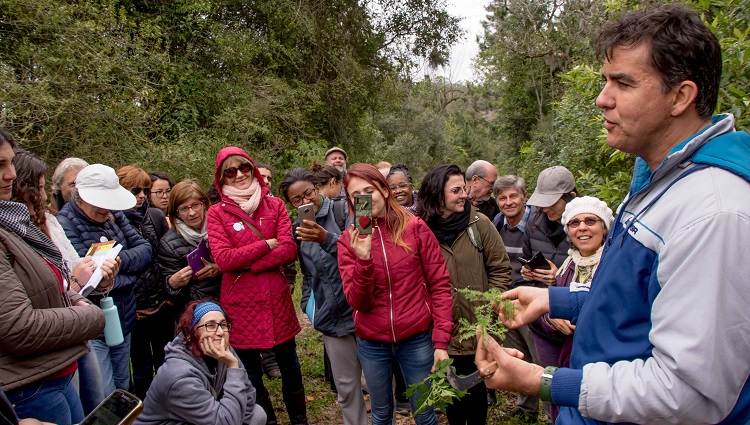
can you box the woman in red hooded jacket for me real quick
[337,163,453,425]
[206,147,307,425]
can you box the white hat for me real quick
[75,164,137,210]
[561,196,614,234]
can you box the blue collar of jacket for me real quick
[629,114,749,195]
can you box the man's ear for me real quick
[671,80,699,117]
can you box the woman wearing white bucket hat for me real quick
[57,164,153,397]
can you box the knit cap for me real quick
[192,301,224,328]
[561,196,614,234]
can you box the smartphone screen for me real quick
[79,389,143,425]
[354,194,373,235]
[297,203,316,229]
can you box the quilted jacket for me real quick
[57,202,152,337]
[337,216,454,350]
[158,228,222,314]
[206,147,300,349]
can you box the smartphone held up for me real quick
[354,194,373,235]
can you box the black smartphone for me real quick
[518,251,551,270]
[354,194,373,235]
[79,389,143,425]
[297,203,316,229]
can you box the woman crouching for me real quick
[135,301,265,425]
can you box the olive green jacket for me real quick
[438,207,512,355]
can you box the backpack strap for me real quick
[332,198,348,231]
[466,221,483,253]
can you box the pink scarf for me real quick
[222,179,262,216]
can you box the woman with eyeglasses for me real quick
[135,300,266,425]
[279,168,366,425]
[416,164,512,425]
[115,166,173,400]
[206,147,307,425]
[158,179,222,316]
[386,163,420,214]
[148,171,174,222]
[337,163,453,425]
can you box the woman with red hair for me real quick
[135,300,265,425]
[337,163,453,425]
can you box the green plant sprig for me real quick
[405,358,466,416]
[456,288,517,344]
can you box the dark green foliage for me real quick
[405,358,467,416]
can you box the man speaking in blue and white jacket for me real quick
[475,4,750,425]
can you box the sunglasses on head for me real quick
[223,162,253,179]
[130,187,151,196]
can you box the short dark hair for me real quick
[279,168,318,203]
[386,163,413,184]
[310,161,342,186]
[595,3,721,119]
[416,164,464,222]
[0,128,17,148]
[149,171,174,188]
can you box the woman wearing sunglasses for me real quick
[158,179,222,316]
[135,300,266,425]
[116,165,173,400]
[206,147,307,425]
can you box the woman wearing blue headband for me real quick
[135,301,266,425]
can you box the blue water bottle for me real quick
[100,297,124,346]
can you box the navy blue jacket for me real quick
[57,201,152,337]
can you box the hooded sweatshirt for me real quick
[134,334,263,425]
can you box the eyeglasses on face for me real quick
[130,187,151,196]
[478,176,494,186]
[222,162,253,179]
[389,182,411,191]
[196,321,231,333]
[290,187,317,206]
[567,217,601,228]
[152,188,171,198]
[177,201,205,215]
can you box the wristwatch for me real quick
[539,366,559,402]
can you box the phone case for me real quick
[354,194,373,235]
[79,389,143,425]
[186,239,210,277]
[297,203,316,229]
[526,251,551,270]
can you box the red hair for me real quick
[344,163,413,251]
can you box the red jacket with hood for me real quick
[206,147,300,349]
[337,216,453,349]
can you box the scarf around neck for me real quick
[427,200,472,246]
[558,245,604,284]
[0,201,65,274]
[176,218,208,247]
[222,179,261,216]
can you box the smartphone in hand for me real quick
[297,203,316,229]
[79,389,143,425]
[518,251,551,270]
[354,194,373,235]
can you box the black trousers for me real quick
[445,354,488,425]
